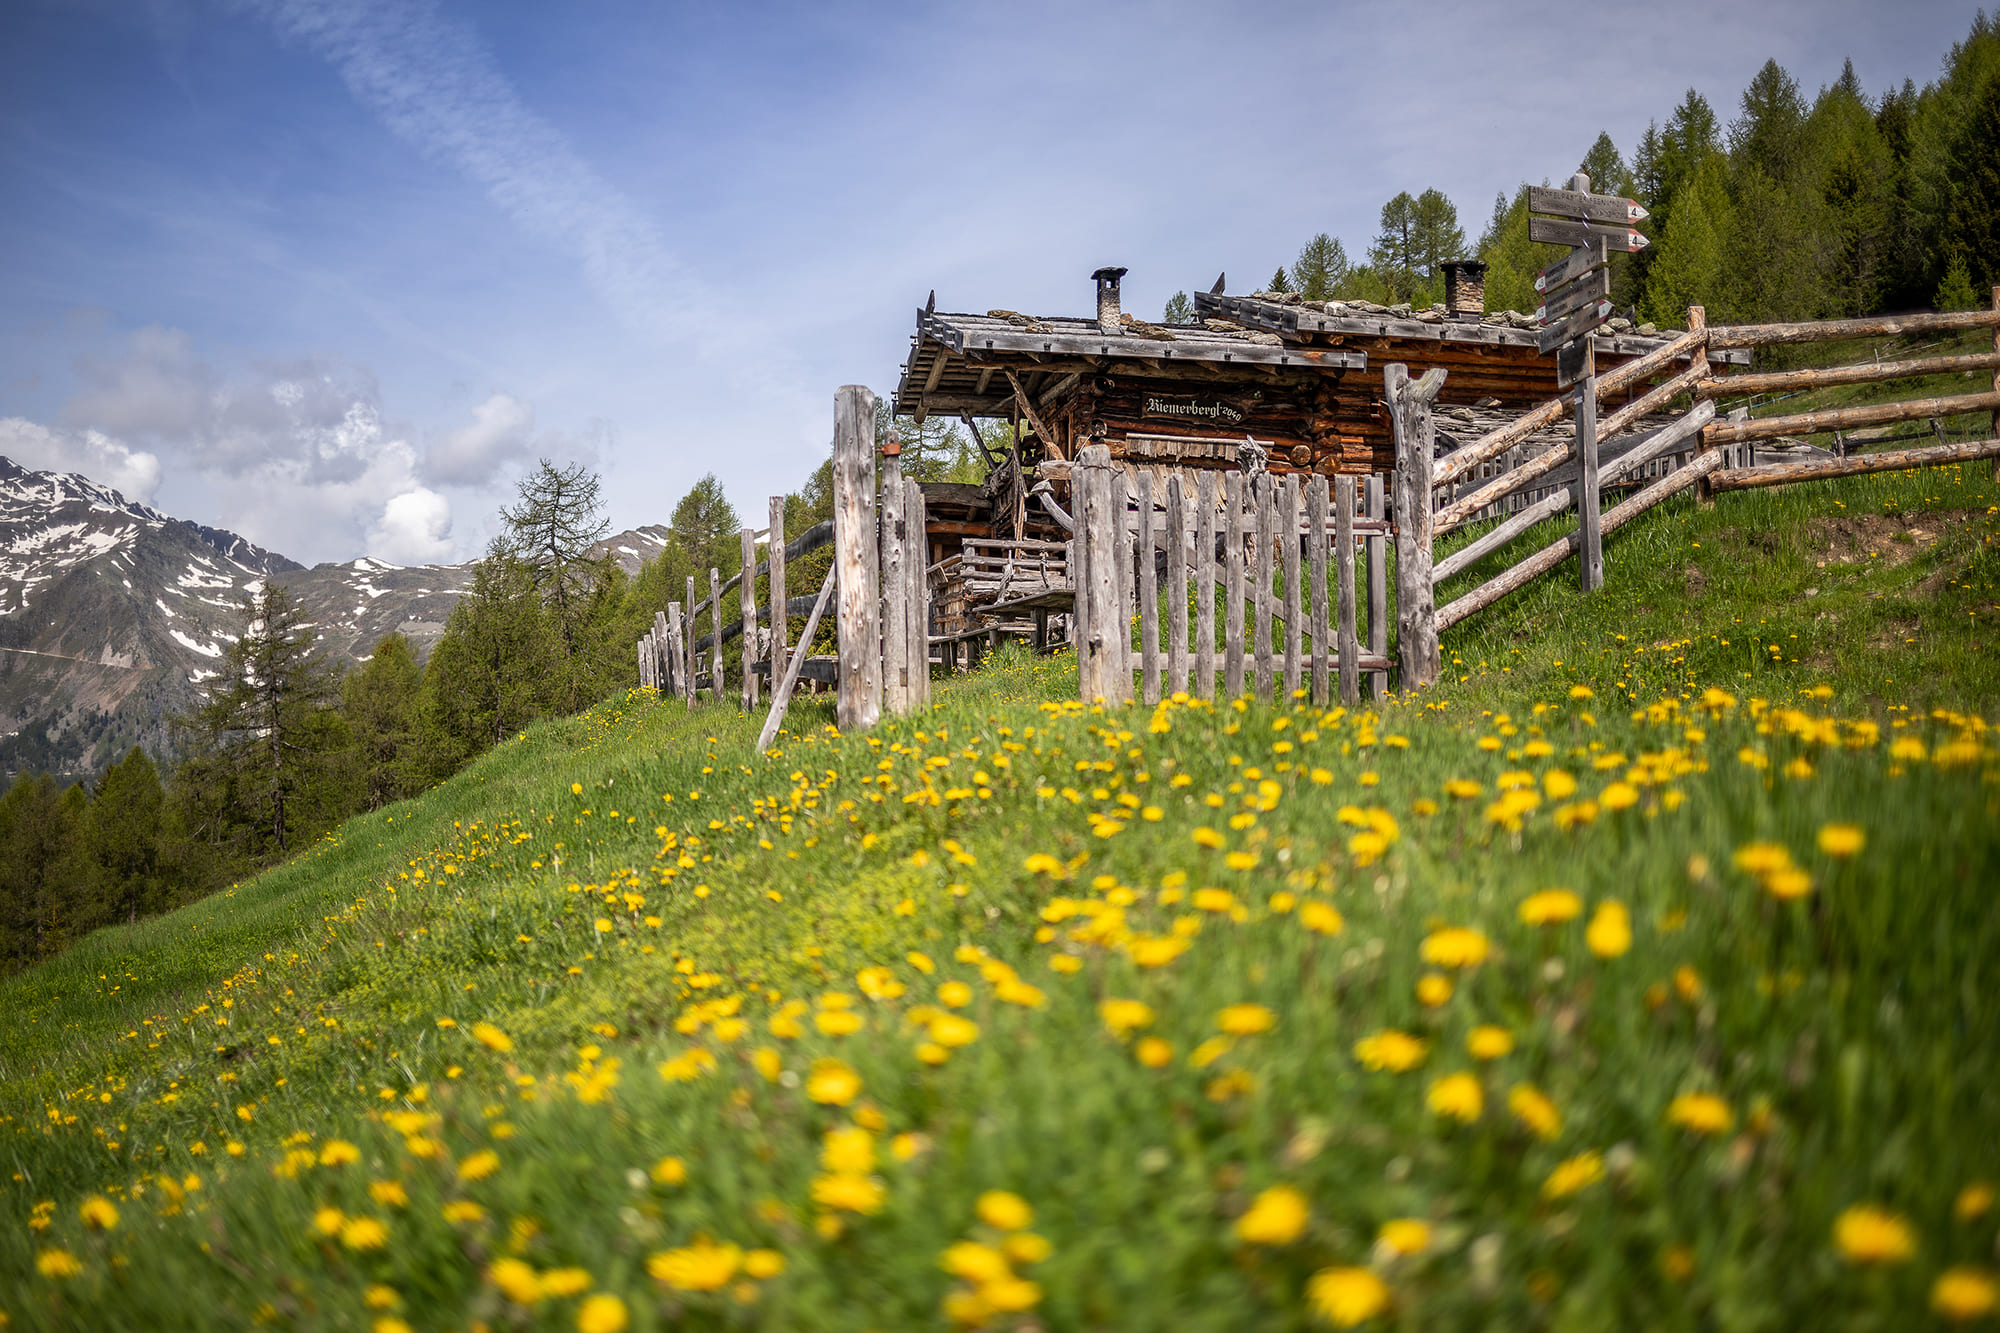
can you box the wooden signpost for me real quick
[1531,173,1651,593]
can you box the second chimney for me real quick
[1442,260,1488,320]
[1093,266,1128,334]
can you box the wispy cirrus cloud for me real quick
[235,0,707,347]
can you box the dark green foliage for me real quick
[0,775,89,968]
[417,552,563,772]
[1289,234,1349,301]
[1368,189,1464,305]
[1161,291,1194,325]
[343,633,428,810]
[87,747,166,926]
[1265,267,1291,294]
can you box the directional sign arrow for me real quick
[1528,185,1650,224]
[1536,266,1613,325]
[1535,245,1608,294]
[1529,217,1651,252]
[1536,300,1613,354]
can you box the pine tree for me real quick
[418,552,561,770]
[1476,185,1542,316]
[1265,268,1293,294]
[1410,189,1466,302]
[1730,60,1809,182]
[88,747,166,926]
[175,582,350,857]
[1643,156,1733,325]
[1161,292,1194,325]
[1940,70,2000,293]
[1289,234,1350,301]
[1935,255,1979,311]
[0,774,91,968]
[342,633,426,809]
[1578,132,1632,197]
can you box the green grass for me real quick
[2,468,1998,1332]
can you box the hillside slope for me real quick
[1,463,1996,1331]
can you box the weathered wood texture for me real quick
[905,479,931,710]
[879,448,911,717]
[667,603,688,704]
[1702,390,2000,446]
[1075,445,1130,703]
[684,578,698,701]
[1307,476,1330,706]
[1335,474,1359,705]
[1366,475,1387,698]
[1695,350,2000,398]
[767,498,788,694]
[1282,475,1303,700]
[709,568,725,703]
[1706,307,2000,349]
[755,565,838,754]
[1224,471,1246,698]
[1195,472,1217,699]
[1166,474,1189,696]
[1389,365,1446,689]
[1575,342,1602,593]
[740,528,759,709]
[1707,436,2000,492]
[1138,470,1160,704]
[833,385,881,731]
[1438,449,1723,632]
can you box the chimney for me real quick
[1092,266,1128,334]
[1443,260,1488,320]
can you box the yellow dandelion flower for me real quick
[648,1239,743,1290]
[1832,1205,1915,1264]
[650,1156,687,1185]
[79,1196,119,1231]
[1354,1029,1428,1073]
[1306,1266,1390,1327]
[1427,1072,1483,1122]
[1378,1218,1431,1255]
[319,1139,361,1167]
[341,1216,390,1251]
[1665,1093,1734,1136]
[471,1022,514,1053]
[364,1284,400,1309]
[36,1248,82,1279]
[1420,927,1489,968]
[1956,1183,1995,1222]
[1415,973,1453,1007]
[441,1200,487,1223]
[1601,781,1639,811]
[1099,998,1155,1038]
[1933,1268,1998,1322]
[1128,935,1191,968]
[1467,1025,1514,1060]
[1135,1037,1173,1068]
[458,1150,500,1181]
[806,1058,862,1105]
[1585,901,1632,958]
[1218,1003,1277,1035]
[1300,901,1345,935]
[1193,888,1237,912]
[369,1180,409,1207]
[1764,867,1814,900]
[1235,1184,1310,1245]
[1519,889,1582,925]
[981,1276,1042,1312]
[821,1126,876,1175]
[977,1190,1034,1232]
[1541,1151,1603,1199]
[937,980,973,1008]
[1732,842,1793,876]
[577,1293,630,1333]
[941,1240,1011,1283]
[811,1171,885,1214]
[314,1207,347,1236]
[1816,823,1865,857]
[743,1248,786,1279]
[1542,770,1578,799]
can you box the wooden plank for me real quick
[1115,472,1135,700]
[1079,445,1127,703]
[1196,471,1217,700]
[1224,470,1246,699]
[1537,299,1614,354]
[1137,469,1160,704]
[908,480,931,708]
[1536,265,1612,324]
[767,498,788,698]
[709,567,726,704]
[1527,216,1649,251]
[833,384,881,731]
[684,577,698,702]
[1707,435,2000,492]
[1575,343,1602,593]
[1282,474,1303,701]
[1004,368,1063,457]
[879,449,909,715]
[739,528,759,709]
[1528,185,1649,224]
[1702,390,2000,446]
[1389,364,1446,690]
[1536,245,1609,293]
[1438,450,1722,633]
[1331,475,1356,705]
[1706,306,2000,349]
[1307,475,1330,706]
[1253,473,1275,702]
[1365,475,1387,699]
[1166,474,1189,697]
[1694,350,2000,398]
[1434,486,1576,583]
[755,565,839,754]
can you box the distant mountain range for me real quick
[0,455,666,779]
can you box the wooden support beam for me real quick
[1365,475,1387,699]
[1575,342,1601,593]
[1335,474,1359,706]
[1389,364,1445,690]
[1166,473,1189,698]
[1224,470,1246,699]
[755,565,838,754]
[1138,469,1160,704]
[1701,390,2000,446]
[740,527,759,710]
[1707,435,2000,493]
[1307,474,1330,706]
[1706,306,2000,349]
[1195,471,1217,700]
[1003,368,1062,458]
[1694,350,2000,398]
[767,497,788,695]
[833,385,881,731]
[880,446,910,716]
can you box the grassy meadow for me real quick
[2,461,1998,1332]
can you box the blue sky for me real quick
[0,0,1985,564]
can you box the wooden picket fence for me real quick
[1069,443,1390,707]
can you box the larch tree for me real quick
[501,459,614,660]
[1290,234,1350,301]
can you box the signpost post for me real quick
[1530,172,1649,593]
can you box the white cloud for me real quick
[367,486,453,564]
[425,391,534,485]
[0,417,163,502]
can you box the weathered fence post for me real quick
[880,439,910,716]
[1137,469,1160,704]
[1074,445,1127,704]
[740,527,759,710]
[1389,364,1445,691]
[684,577,698,699]
[1307,475,1331,705]
[1223,470,1246,699]
[767,497,788,693]
[1366,475,1387,699]
[905,479,930,708]
[833,385,881,731]
[709,567,726,706]
[1166,474,1189,697]
[1196,471,1217,700]
[1282,474,1303,700]
[1574,339,1602,592]
[1335,474,1359,706]
[1990,285,1999,482]
[1114,472,1135,697]
[666,602,687,704]
[1252,473,1275,702]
